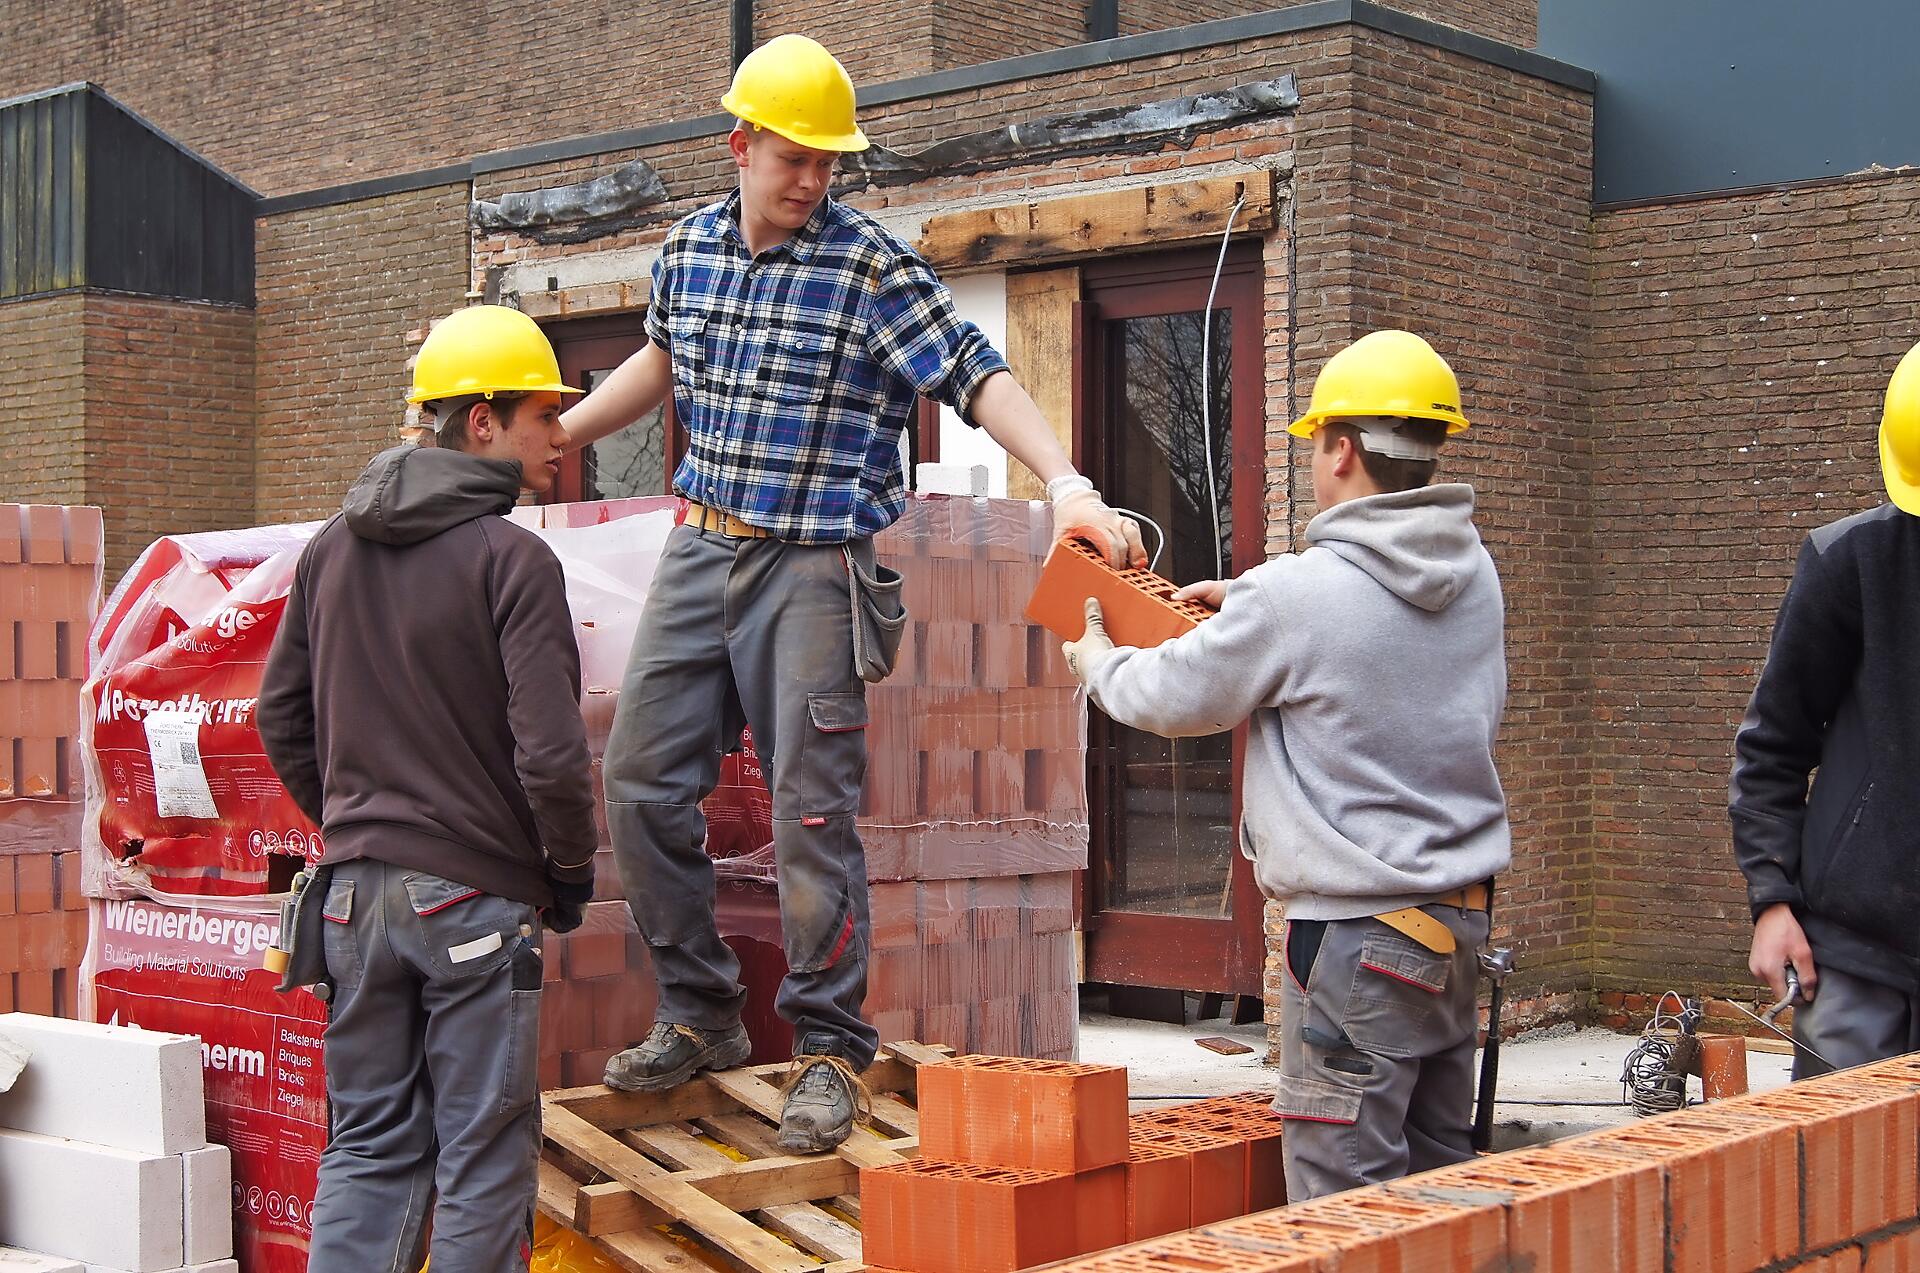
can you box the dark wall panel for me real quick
[1539,0,1920,203]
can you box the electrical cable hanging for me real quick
[1198,192,1246,580]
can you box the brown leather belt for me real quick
[1374,881,1493,955]
[682,501,774,540]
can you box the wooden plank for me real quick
[632,1112,860,1263]
[577,1151,860,1234]
[705,1069,905,1171]
[544,1101,816,1273]
[1003,267,1080,500]
[865,1093,919,1139]
[880,1040,953,1070]
[759,1206,862,1263]
[537,1160,694,1273]
[1743,1036,1797,1056]
[916,172,1277,273]
[548,1054,927,1131]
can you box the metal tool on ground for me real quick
[1470,944,1514,1152]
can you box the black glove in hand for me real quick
[544,874,595,934]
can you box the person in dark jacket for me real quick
[1732,339,1920,1078]
[259,304,597,1271]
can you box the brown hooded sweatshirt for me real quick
[259,444,596,907]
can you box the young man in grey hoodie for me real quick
[1063,330,1511,1201]
[260,305,597,1270]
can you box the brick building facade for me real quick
[3,0,1909,1046]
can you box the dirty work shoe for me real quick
[603,1021,751,1093]
[777,1034,862,1154]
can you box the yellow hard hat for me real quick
[721,34,869,153]
[1880,342,1920,515]
[1288,330,1470,438]
[406,305,580,405]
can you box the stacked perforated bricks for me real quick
[0,506,103,1019]
[861,497,1085,878]
[862,1056,1132,1273]
[1036,1053,1920,1273]
[567,496,1086,1062]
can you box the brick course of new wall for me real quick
[1587,170,1920,1003]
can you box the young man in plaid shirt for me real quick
[562,34,1142,1150]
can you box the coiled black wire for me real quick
[1620,992,1700,1117]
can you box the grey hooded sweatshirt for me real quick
[1087,483,1511,920]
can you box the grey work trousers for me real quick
[308,858,542,1272]
[1274,906,1490,1202]
[1790,961,1920,1080]
[605,522,879,1068]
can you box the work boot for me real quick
[603,1020,751,1093]
[777,1033,860,1154]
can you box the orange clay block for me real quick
[1025,536,1214,648]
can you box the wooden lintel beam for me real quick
[915,171,1277,272]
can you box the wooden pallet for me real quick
[539,1041,953,1273]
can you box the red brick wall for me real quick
[0,296,252,574]
[81,297,255,573]
[1,0,734,197]
[1342,29,1594,998]
[757,0,938,78]
[254,186,470,522]
[0,296,88,510]
[1587,171,1920,1000]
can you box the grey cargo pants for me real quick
[1790,962,1920,1080]
[605,522,879,1068]
[1275,905,1489,1201]
[308,858,542,1272]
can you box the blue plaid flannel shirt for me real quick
[647,191,1009,543]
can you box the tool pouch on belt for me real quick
[845,544,907,683]
[274,864,334,994]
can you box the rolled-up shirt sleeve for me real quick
[866,253,1008,424]
[645,249,671,350]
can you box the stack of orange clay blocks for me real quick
[0,504,102,1017]
[861,1059,1288,1273]
[553,494,1087,1080]
[1036,1054,1920,1273]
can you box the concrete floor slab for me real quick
[1079,1013,1795,1148]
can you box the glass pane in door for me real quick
[1102,309,1234,918]
[580,365,667,499]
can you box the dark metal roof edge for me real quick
[0,284,253,310]
[1595,164,1920,213]
[0,82,261,198]
[258,164,474,216]
[263,1,1593,212]
[60,82,262,199]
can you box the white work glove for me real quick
[1060,597,1116,684]
[1048,475,1147,569]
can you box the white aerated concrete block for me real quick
[85,1263,237,1273]
[915,462,990,496]
[0,1247,84,1272]
[180,1147,231,1263]
[0,1129,184,1271]
[0,1015,205,1155]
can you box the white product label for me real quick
[144,708,219,820]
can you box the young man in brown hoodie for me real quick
[259,305,598,1271]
